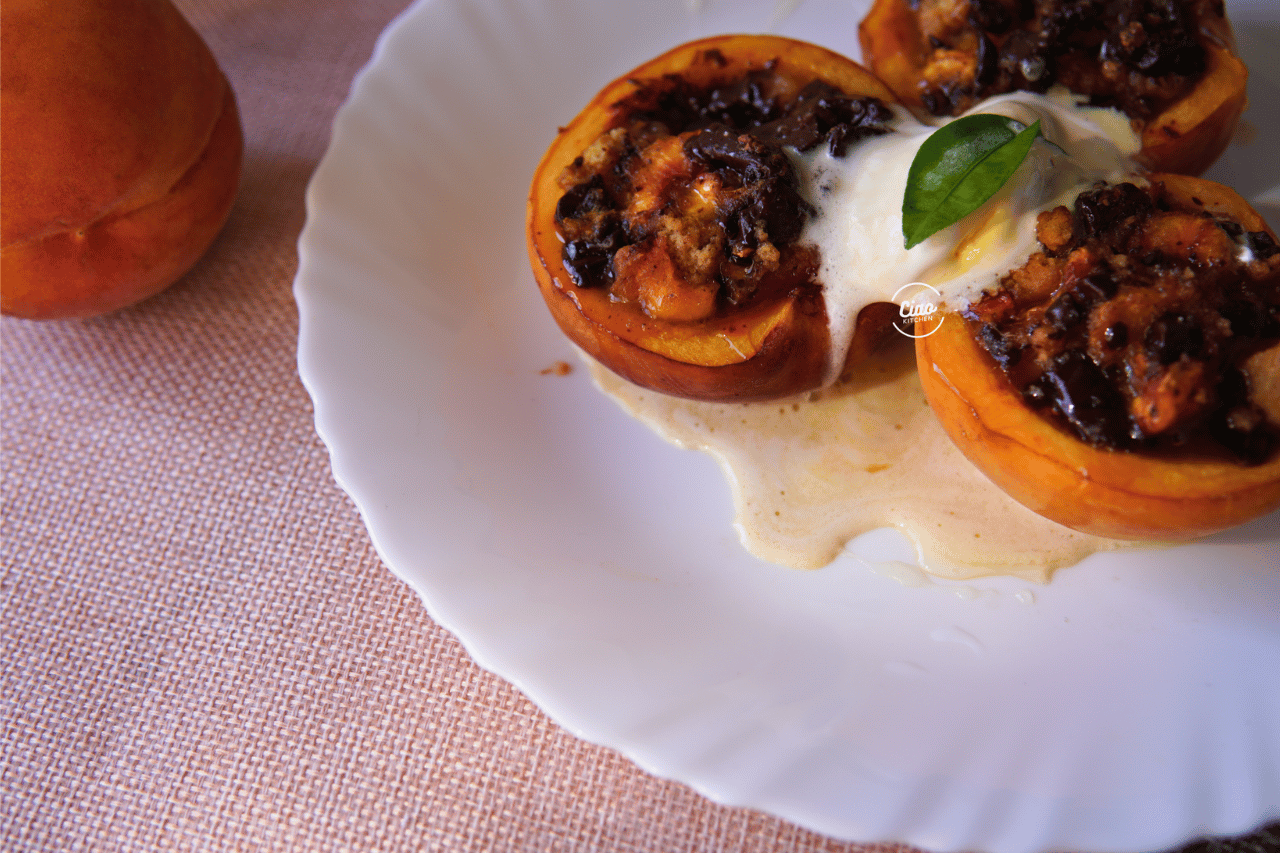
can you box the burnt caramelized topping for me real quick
[967,181,1280,464]
[910,0,1218,119]
[554,56,894,320]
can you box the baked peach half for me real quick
[857,0,1247,175]
[917,173,1280,539]
[526,34,902,402]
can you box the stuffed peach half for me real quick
[857,0,1247,175]
[526,35,904,402]
[917,173,1280,539]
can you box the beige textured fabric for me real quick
[2,2,1276,851]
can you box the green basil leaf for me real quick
[902,115,1043,250]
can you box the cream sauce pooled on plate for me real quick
[588,342,1131,582]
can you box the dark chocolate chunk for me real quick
[1209,403,1278,465]
[1103,322,1129,348]
[1073,182,1154,243]
[1145,311,1204,364]
[1039,350,1135,447]
[978,322,1021,369]
[753,84,894,156]
[969,0,1013,33]
[1250,230,1280,260]
[562,239,617,289]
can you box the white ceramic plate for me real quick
[294,1,1280,850]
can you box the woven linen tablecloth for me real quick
[2,1,1278,851]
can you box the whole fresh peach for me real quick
[1,0,243,319]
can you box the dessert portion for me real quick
[527,35,903,402]
[529,32,1276,571]
[917,173,1280,539]
[857,0,1247,174]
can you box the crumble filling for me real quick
[967,179,1280,463]
[553,53,895,323]
[910,0,1220,119]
